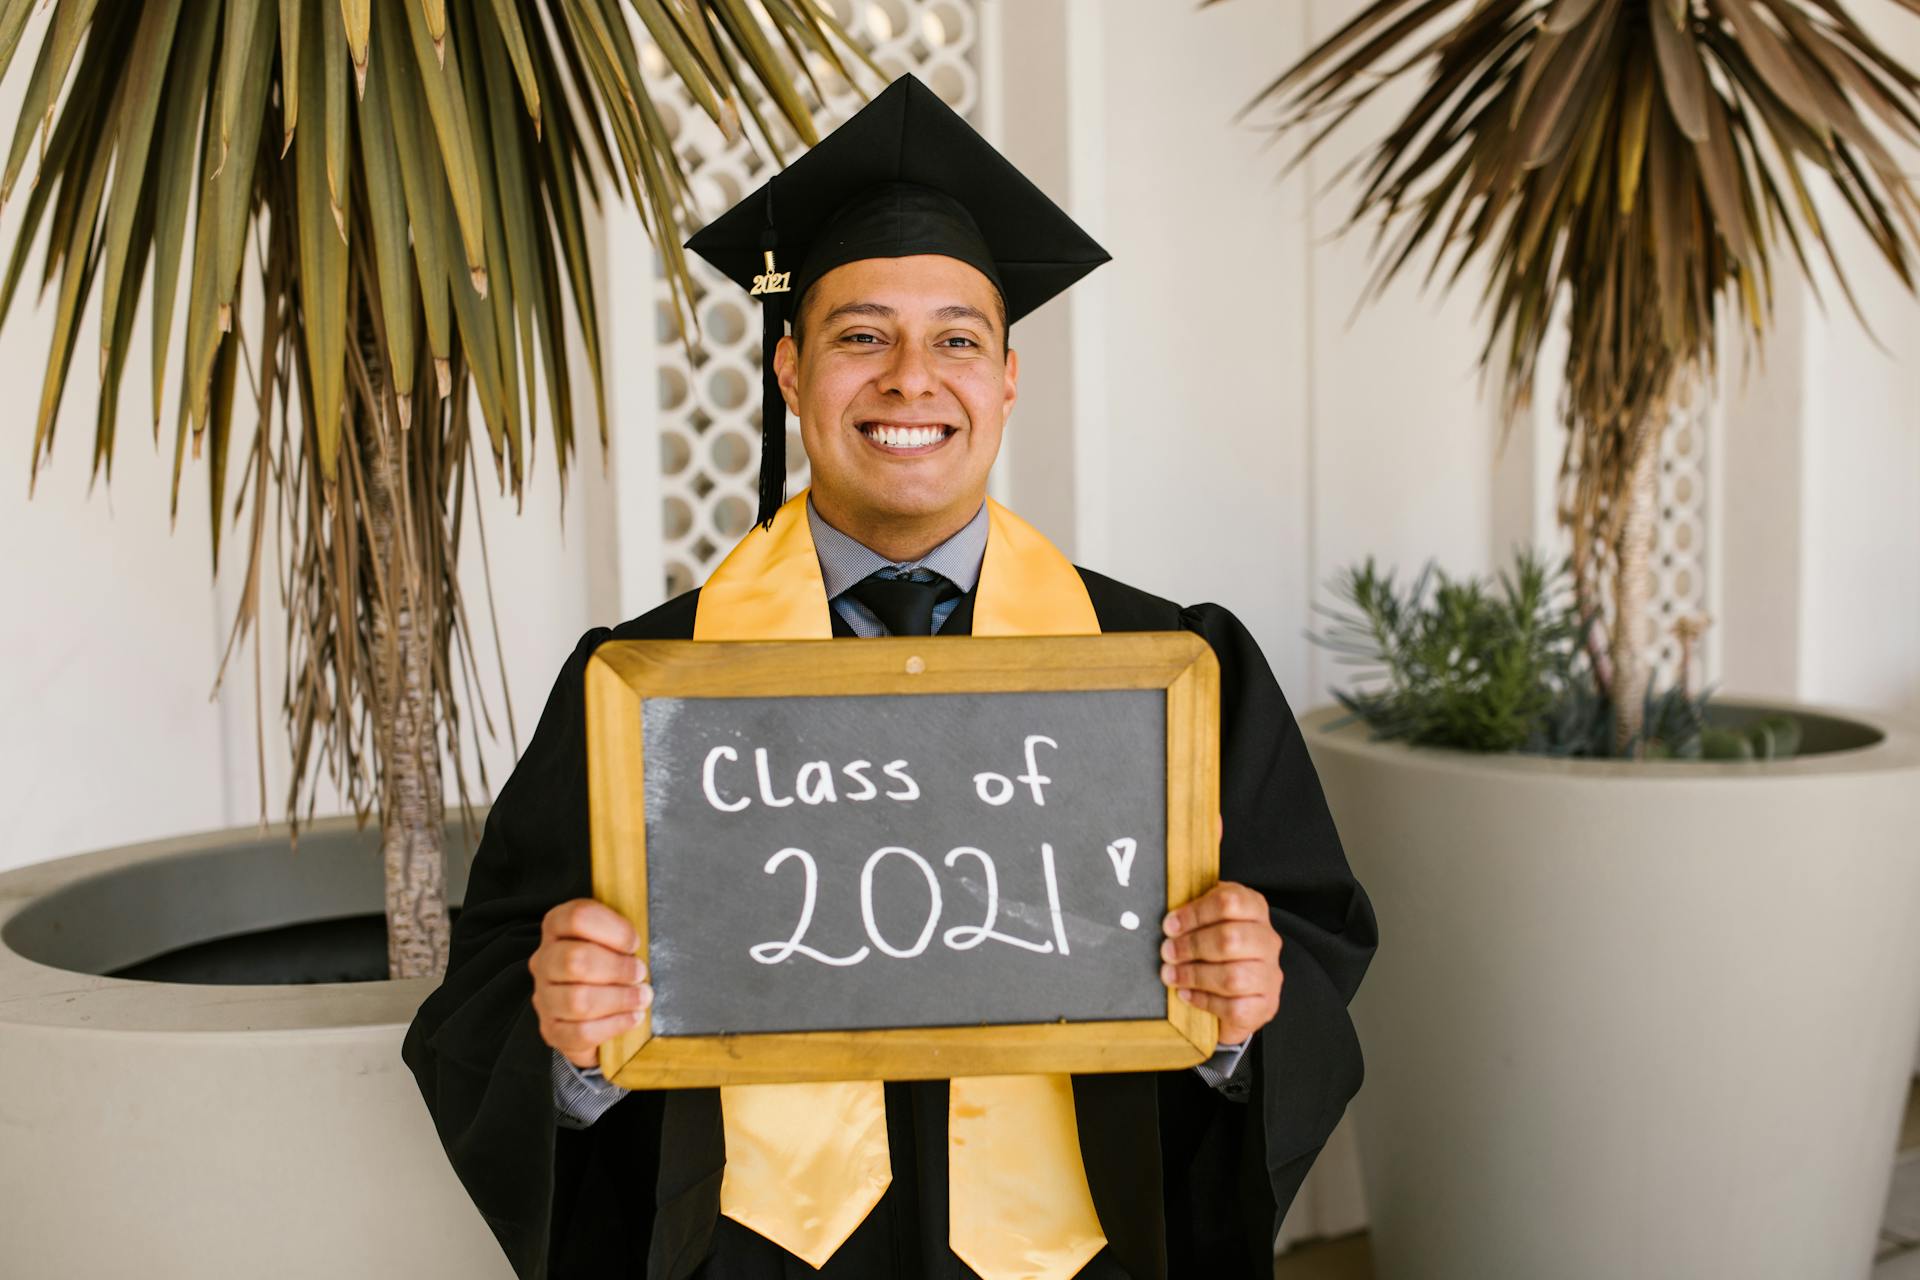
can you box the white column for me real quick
[1715,2,1920,725]
[592,198,668,625]
[983,0,1108,564]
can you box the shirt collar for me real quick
[806,495,989,600]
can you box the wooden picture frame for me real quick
[584,631,1221,1088]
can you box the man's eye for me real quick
[940,336,979,348]
[842,332,881,345]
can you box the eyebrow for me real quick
[820,300,994,328]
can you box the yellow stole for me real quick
[693,489,1108,1280]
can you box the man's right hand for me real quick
[530,899,653,1070]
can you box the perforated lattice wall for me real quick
[1584,392,1714,692]
[1576,391,1715,695]
[640,0,983,597]
[1650,393,1711,690]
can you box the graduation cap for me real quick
[684,73,1111,526]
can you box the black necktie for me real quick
[843,571,963,637]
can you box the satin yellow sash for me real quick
[694,490,1107,1280]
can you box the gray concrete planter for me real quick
[1304,701,1920,1280]
[0,814,511,1279]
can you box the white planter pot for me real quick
[1303,701,1920,1280]
[0,815,511,1279]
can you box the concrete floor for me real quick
[1276,1077,1920,1280]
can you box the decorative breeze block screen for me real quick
[1652,392,1711,690]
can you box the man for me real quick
[403,74,1376,1280]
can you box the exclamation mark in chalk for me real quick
[1107,837,1141,929]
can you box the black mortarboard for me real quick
[684,73,1112,526]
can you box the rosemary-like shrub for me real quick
[1313,551,1797,761]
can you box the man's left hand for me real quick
[1161,880,1284,1048]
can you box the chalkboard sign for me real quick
[584,633,1219,1088]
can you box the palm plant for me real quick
[1,0,872,979]
[1248,0,1920,752]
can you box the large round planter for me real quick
[1303,700,1920,1279]
[0,814,512,1278]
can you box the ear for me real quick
[773,332,801,417]
[1002,345,1019,419]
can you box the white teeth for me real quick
[867,424,944,449]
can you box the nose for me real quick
[877,339,938,401]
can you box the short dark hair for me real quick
[790,279,1009,354]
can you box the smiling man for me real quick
[404,75,1376,1280]
[793,253,1009,556]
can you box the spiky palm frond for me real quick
[7,0,869,497]
[1243,0,1920,749]
[1,0,872,896]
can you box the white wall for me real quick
[1716,6,1920,727]
[1797,191,1920,722]
[0,0,227,872]
[992,0,1499,709]
[0,334,607,879]
[0,279,230,869]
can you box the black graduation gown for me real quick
[401,566,1378,1280]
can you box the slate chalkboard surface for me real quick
[584,633,1220,1087]
[641,689,1167,1037]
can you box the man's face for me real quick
[774,254,1017,538]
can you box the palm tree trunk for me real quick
[358,323,450,981]
[1610,434,1659,756]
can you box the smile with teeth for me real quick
[858,422,955,451]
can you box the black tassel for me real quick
[756,183,787,531]
[757,298,786,529]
